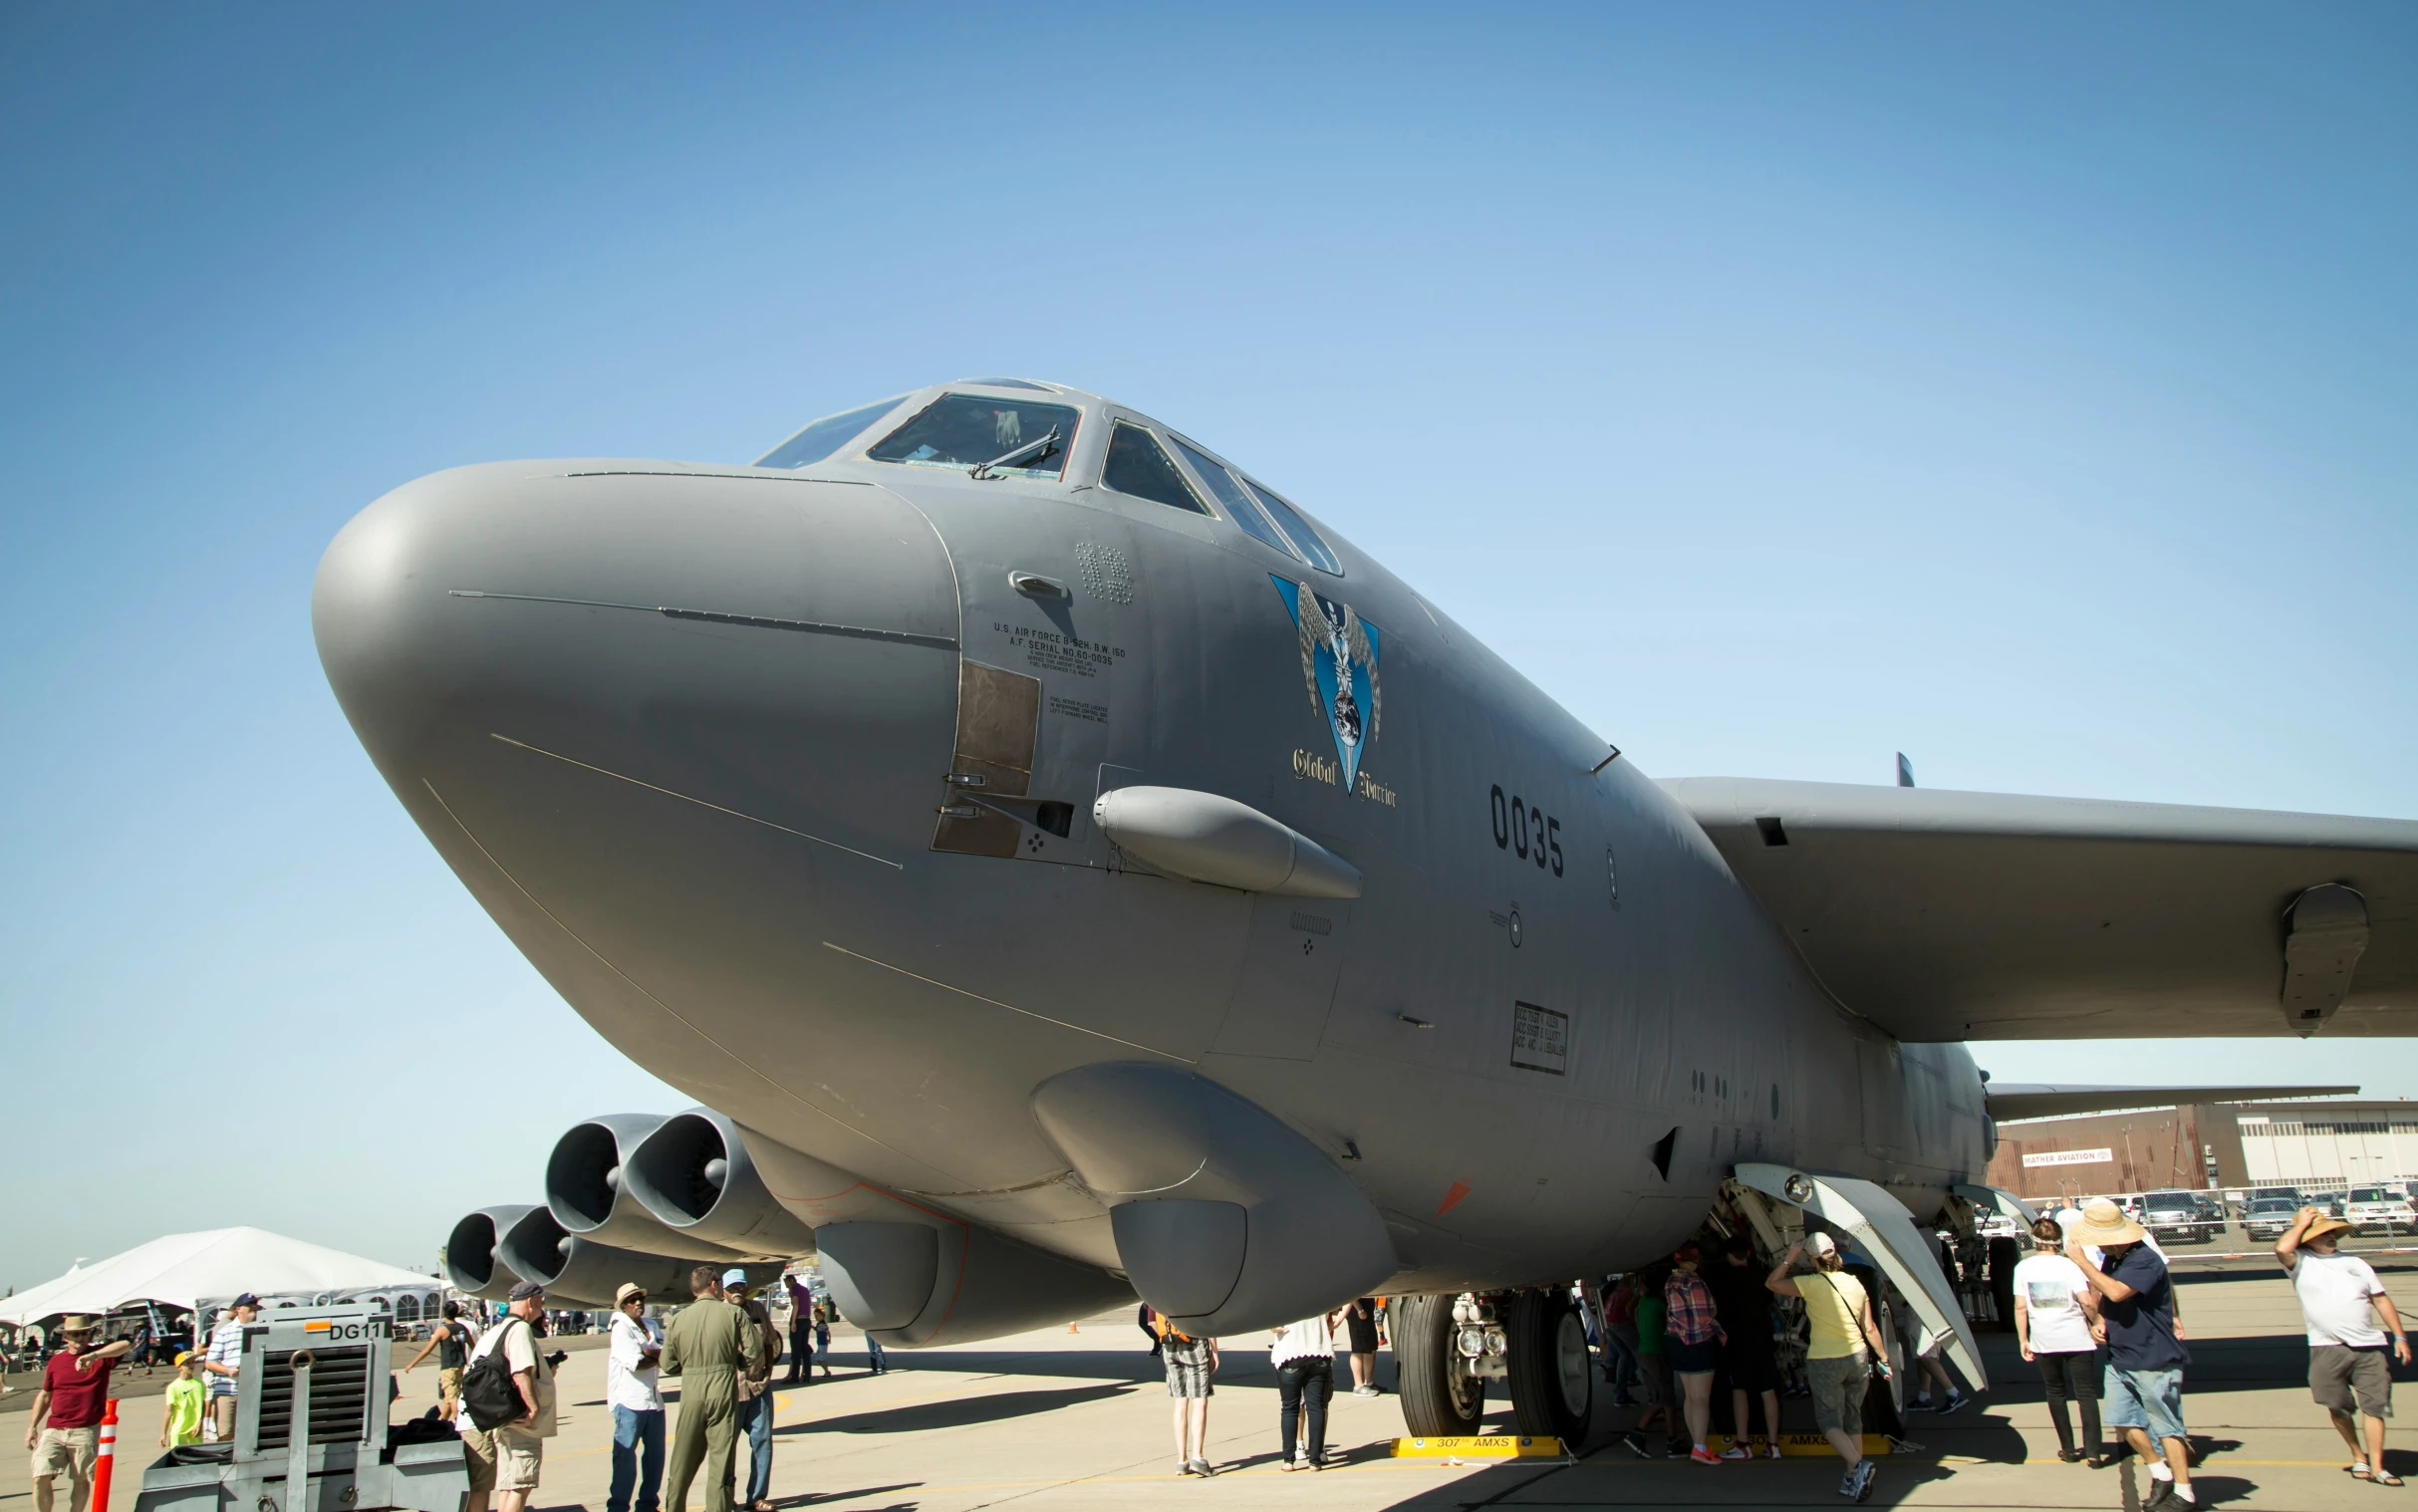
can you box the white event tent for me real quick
[1,1227,439,1331]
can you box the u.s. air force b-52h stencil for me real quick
[315,378,2411,1441]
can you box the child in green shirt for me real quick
[161,1352,206,1446]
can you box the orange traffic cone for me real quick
[92,1400,119,1512]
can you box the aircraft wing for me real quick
[1983,1083,2358,1121]
[1660,778,2418,1041]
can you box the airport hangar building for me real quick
[1986,1099,2418,1202]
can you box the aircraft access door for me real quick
[1213,896,1352,1060]
[931,500,1148,868]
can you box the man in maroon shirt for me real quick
[24,1316,131,1512]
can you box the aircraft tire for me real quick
[1506,1288,1592,1446]
[1394,1294,1485,1438]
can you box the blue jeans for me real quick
[608,1405,664,1512]
[2103,1366,2188,1447]
[734,1391,773,1503]
[867,1335,885,1373]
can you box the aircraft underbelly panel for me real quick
[1213,896,1352,1059]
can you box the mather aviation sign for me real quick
[2021,1147,2115,1167]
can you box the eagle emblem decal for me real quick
[1271,576,1382,791]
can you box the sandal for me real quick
[2378,1470,2407,1487]
[2352,1462,2374,1480]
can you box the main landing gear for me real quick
[1397,1288,1592,1445]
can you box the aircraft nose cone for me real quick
[313,460,961,896]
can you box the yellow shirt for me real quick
[165,1376,207,1444]
[1801,1269,1869,1360]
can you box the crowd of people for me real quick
[14,1207,2412,1507]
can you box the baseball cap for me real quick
[508,1279,546,1302]
[1805,1232,1838,1257]
[231,1293,263,1310]
[720,1268,748,1288]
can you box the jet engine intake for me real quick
[546,1113,753,1260]
[1031,1062,1395,1335]
[625,1109,818,1257]
[502,1205,780,1308]
[444,1204,537,1302]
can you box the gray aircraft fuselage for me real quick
[314,379,1988,1328]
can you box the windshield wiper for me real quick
[969,426,1062,480]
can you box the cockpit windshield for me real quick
[867,393,1082,480]
[754,396,910,469]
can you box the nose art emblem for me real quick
[1271,577,1383,792]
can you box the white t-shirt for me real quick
[2012,1253,2095,1355]
[2292,1251,2389,1348]
[606,1313,664,1411]
[1270,1315,1336,1368]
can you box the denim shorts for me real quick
[2102,1366,2188,1444]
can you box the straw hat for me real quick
[57,1315,101,1335]
[2301,1210,2355,1244]
[2076,1198,2147,1247]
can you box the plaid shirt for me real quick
[1664,1268,1726,1348]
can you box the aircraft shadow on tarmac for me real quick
[776,1382,1139,1436]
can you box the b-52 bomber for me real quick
[314,378,2414,1440]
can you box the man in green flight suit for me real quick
[660,1264,765,1512]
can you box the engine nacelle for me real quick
[444,1204,537,1301]
[501,1205,781,1307]
[545,1113,754,1261]
[1031,1063,1395,1335]
[626,1109,818,1257]
[815,1220,1132,1348]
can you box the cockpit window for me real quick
[1101,422,1209,514]
[1242,480,1343,575]
[1171,436,1298,558]
[963,378,1052,391]
[867,394,1081,479]
[754,395,910,469]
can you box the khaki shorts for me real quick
[1807,1352,1870,1437]
[493,1426,543,1490]
[211,1396,237,1441]
[437,1367,463,1402]
[31,1427,98,1482]
[462,1426,497,1493]
[2312,1344,2393,1419]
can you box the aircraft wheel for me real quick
[1395,1294,1485,1438]
[1507,1289,1593,1446]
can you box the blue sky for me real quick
[2,3,2411,1286]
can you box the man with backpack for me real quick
[458,1281,556,1512]
[660,1266,763,1512]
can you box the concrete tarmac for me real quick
[2,1261,2408,1510]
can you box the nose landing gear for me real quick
[1396,1288,1592,1446]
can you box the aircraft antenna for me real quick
[1896,752,1916,788]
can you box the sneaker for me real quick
[1281,1457,1308,1472]
[1941,1389,1967,1414]
[1353,1385,1379,1397]
[1189,1458,1215,1478]
[1719,1443,1749,1460]
[1690,1446,1721,1465]
[1666,1438,1687,1459]
[1621,1432,1650,1459]
[1905,1394,1935,1413]
[1179,1461,1200,1477]
[1764,1439,1783,1460]
[1853,1460,1877,1503]
[1837,1470,1860,1498]
[2143,1479,2173,1512]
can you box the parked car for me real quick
[2244,1197,2301,1241]
[2142,1190,2218,1244]
[2249,1185,2305,1210]
[2345,1187,2415,1236]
